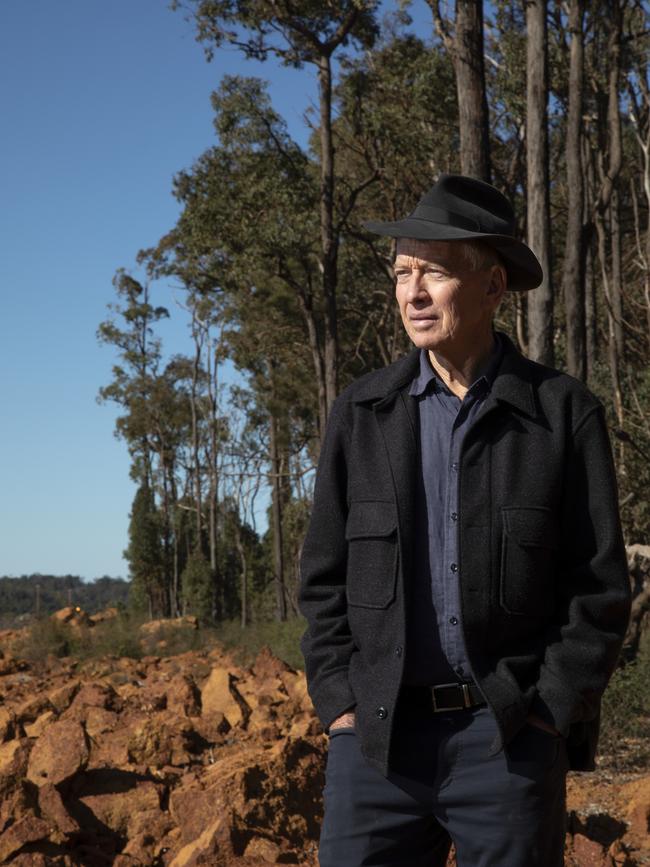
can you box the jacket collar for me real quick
[352,331,537,419]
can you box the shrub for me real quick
[599,630,650,769]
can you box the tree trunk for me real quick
[268,382,287,622]
[235,523,248,629]
[454,0,491,180]
[584,242,597,381]
[318,52,339,421]
[190,328,203,545]
[562,0,586,380]
[525,0,554,365]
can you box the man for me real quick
[298,174,631,867]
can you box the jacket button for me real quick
[375,706,388,720]
[395,645,403,657]
[450,563,458,573]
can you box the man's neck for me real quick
[427,332,497,400]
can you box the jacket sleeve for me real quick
[531,404,631,736]
[298,397,357,731]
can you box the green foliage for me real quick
[181,549,214,622]
[125,483,165,614]
[0,575,130,628]
[212,615,306,670]
[599,631,650,769]
[15,612,144,662]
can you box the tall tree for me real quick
[525,0,554,365]
[124,483,164,618]
[178,0,379,431]
[562,0,587,380]
[429,0,491,179]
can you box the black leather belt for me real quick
[403,681,486,712]
[429,682,485,712]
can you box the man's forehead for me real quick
[394,238,459,264]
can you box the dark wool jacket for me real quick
[298,332,631,777]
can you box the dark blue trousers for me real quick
[319,693,568,867]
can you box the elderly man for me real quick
[298,174,631,867]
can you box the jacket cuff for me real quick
[308,671,357,732]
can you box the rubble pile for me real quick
[0,611,645,865]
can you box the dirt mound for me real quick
[0,616,646,865]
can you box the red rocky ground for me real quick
[0,612,646,866]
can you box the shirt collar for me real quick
[408,332,504,398]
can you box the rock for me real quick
[74,771,163,838]
[85,706,120,739]
[253,646,292,681]
[38,783,79,835]
[47,680,81,713]
[0,814,51,863]
[244,835,283,862]
[201,668,249,728]
[167,816,229,867]
[0,739,32,791]
[126,714,205,768]
[63,681,121,720]
[167,673,202,717]
[89,607,119,625]
[24,710,57,738]
[14,692,54,725]
[0,706,17,741]
[26,719,89,787]
[51,606,93,628]
[570,833,610,867]
[279,669,311,712]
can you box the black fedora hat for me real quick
[363,173,542,291]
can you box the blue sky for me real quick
[1,1,431,581]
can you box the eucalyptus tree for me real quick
[428,0,491,180]
[525,0,554,366]
[97,271,169,485]
[174,0,379,426]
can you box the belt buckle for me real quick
[431,682,471,712]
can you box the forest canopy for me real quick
[97,0,650,625]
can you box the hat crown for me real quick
[416,173,515,236]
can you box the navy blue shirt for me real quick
[403,334,504,686]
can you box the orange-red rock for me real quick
[26,718,88,787]
[0,814,52,863]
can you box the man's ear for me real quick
[487,265,507,306]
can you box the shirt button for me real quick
[449,616,459,625]
[376,706,388,720]
[450,563,458,573]
[451,462,459,471]
[451,512,458,521]
[395,645,403,658]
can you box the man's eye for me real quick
[394,271,411,282]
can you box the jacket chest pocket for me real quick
[345,500,398,609]
[500,506,559,617]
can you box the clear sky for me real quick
[1,0,431,582]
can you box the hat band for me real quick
[413,204,512,236]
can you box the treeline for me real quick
[98,0,650,625]
[0,575,130,626]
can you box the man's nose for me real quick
[405,271,428,301]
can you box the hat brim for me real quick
[362,217,542,292]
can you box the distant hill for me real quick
[0,574,130,626]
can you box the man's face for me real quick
[393,238,506,355]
